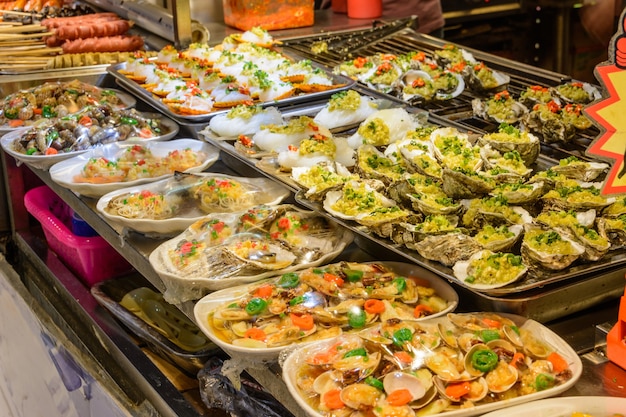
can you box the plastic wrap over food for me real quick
[96,172,290,236]
[198,357,295,417]
[149,204,354,302]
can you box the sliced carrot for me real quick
[481,317,502,328]
[33,108,42,115]
[413,304,434,318]
[8,119,24,127]
[547,351,568,373]
[444,381,471,400]
[323,272,344,287]
[393,351,413,365]
[322,388,345,409]
[290,313,314,330]
[138,127,153,138]
[78,115,92,126]
[386,388,413,406]
[510,351,525,369]
[45,147,58,155]
[364,299,385,314]
[253,283,273,299]
[243,327,266,341]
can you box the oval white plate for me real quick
[1,114,179,171]
[282,313,583,417]
[49,139,219,198]
[193,262,459,362]
[96,173,290,236]
[480,396,626,417]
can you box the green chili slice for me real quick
[392,328,413,346]
[348,308,366,329]
[289,295,305,306]
[343,347,367,358]
[393,277,407,293]
[534,373,555,391]
[345,269,363,283]
[480,329,501,343]
[471,349,498,372]
[244,297,268,315]
[277,272,300,288]
[364,376,384,390]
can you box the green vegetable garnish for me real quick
[277,272,300,288]
[244,297,268,315]
[471,349,498,372]
[348,308,366,328]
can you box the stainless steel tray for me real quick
[107,60,355,124]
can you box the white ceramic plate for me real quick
[96,173,290,236]
[150,205,355,300]
[193,262,459,362]
[282,313,583,417]
[480,396,626,416]
[0,115,179,171]
[49,139,220,198]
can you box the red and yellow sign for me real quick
[586,9,626,195]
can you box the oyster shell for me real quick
[541,182,615,211]
[452,249,527,289]
[431,128,482,172]
[473,223,523,252]
[551,81,601,104]
[472,90,528,124]
[522,100,576,143]
[347,107,417,148]
[519,85,554,108]
[441,168,496,200]
[461,195,533,230]
[323,179,396,221]
[489,181,545,206]
[480,145,533,181]
[395,69,465,103]
[477,123,540,166]
[355,144,408,185]
[549,156,609,182]
[411,232,483,267]
[389,173,461,216]
[603,197,626,217]
[465,62,511,94]
[291,162,357,202]
[356,205,412,239]
[521,224,586,271]
[597,215,626,250]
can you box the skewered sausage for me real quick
[61,35,144,54]
[41,12,119,28]
[55,19,131,40]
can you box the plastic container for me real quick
[222,0,314,31]
[24,185,133,286]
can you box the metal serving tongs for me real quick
[283,16,418,60]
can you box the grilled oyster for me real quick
[452,249,527,290]
[472,90,528,124]
[521,224,585,271]
[392,135,444,179]
[477,123,540,166]
[519,85,554,108]
[597,215,626,250]
[411,232,482,267]
[389,172,461,216]
[522,100,576,143]
[431,127,483,172]
[461,195,533,230]
[603,196,626,217]
[355,144,407,185]
[541,181,615,211]
[395,69,465,103]
[291,162,358,201]
[465,62,511,94]
[474,224,523,252]
[489,181,545,205]
[356,205,412,239]
[323,179,397,221]
[392,214,462,244]
[347,108,417,148]
[551,81,601,104]
[441,168,496,200]
[480,145,533,181]
[433,44,477,68]
[549,156,609,182]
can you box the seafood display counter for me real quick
[2,21,626,417]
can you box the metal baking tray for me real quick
[91,274,222,375]
[107,59,355,124]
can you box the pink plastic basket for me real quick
[24,185,133,286]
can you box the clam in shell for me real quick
[452,249,527,290]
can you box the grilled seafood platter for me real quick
[193,261,458,360]
[96,172,289,235]
[49,139,219,198]
[149,205,354,300]
[0,79,135,129]
[282,312,581,417]
[1,103,178,170]
[115,33,351,119]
